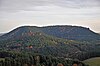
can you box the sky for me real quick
[0,0,100,33]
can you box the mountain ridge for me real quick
[1,25,100,41]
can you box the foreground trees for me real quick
[0,51,87,66]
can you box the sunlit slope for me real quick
[83,57,100,66]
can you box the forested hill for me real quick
[41,25,100,41]
[0,25,100,61]
[1,25,100,41]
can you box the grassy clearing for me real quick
[83,57,100,66]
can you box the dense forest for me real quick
[0,51,87,66]
[0,25,100,66]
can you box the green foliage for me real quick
[0,51,86,66]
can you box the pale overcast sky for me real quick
[0,0,100,33]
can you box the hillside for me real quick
[1,25,100,41]
[41,25,100,41]
[0,25,100,61]
[83,57,100,66]
[0,32,83,58]
[0,26,41,40]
